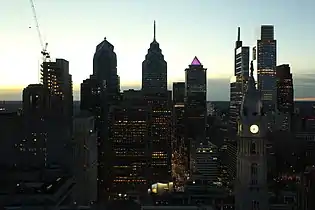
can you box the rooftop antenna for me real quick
[153,20,156,41]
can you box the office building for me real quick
[193,142,219,184]
[235,62,269,210]
[257,25,277,115]
[22,84,73,171]
[141,22,172,184]
[184,56,207,174]
[80,75,103,113]
[93,37,120,101]
[0,112,23,168]
[21,84,50,169]
[108,102,149,194]
[229,27,250,133]
[276,64,294,114]
[73,112,98,205]
[88,37,121,201]
[142,21,167,93]
[41,59,73,122]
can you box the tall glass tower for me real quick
[257,25,277,113]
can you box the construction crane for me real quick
[29,0,51,63]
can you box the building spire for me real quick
[153,20,156,41]
[237,27,240,41]
[235,27,242,48]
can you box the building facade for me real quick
[235,62,269,210]
[257,25,277,120]
[184,57,207,174]
[229,27,250,134]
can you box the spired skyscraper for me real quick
[141,21,172,184]
[142,21,167,93]
[229,27,250,134]
[236,61,269,210]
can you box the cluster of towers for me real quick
[80,21,208,201]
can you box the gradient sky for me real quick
[1,0,315,101]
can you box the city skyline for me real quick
[1,0,315,101]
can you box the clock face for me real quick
[250,124,259,134]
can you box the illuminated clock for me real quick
[250,124,259,134]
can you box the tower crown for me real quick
[240,61,263,120]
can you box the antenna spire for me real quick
[237,27,240,41]
[153,20,156,41]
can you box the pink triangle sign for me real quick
[191,56,201,65]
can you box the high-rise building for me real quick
[73,112,98,205]
[274,64,294,131]
[21,84,50,168]
[80,75,103,113]
[235,62,269,210]
[172,82,188,185]
[142,21,167,93]
[41,59,73,121]
[90,37,120,201]
[229,27,250,133]
[141,22,172,185]
[257,25,277,114]
[0,112,23,168]
[108,101,149,194]
[173,82,185,104]
[276,64,294,114]
[93,37,120,102]
[172,82,186,155]
[22,84,73,171]
[184,57,207,174]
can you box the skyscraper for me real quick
[274,64,294,131]
[229,27,250,133]
[235,62,269,210]
[172,82,188,184]
[184,57,207,174]
[108,103,149,194]
[93,37,120,101]
[257,25,277,114]
[276,64,294,114]
[88,37,120,201]
[141,21,172,184]
[142,21,167,93]
[41,59,73,121]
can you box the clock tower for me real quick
[235,61,269,210]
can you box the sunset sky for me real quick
[1,0,315,100]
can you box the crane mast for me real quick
[29,0,51,82]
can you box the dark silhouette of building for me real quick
[229,27,250,134]
[93,37,120,101]
[276,64,294,114]
[80,75,102,112]
[81,37,121,202]
[173,82,185,104]
[108,94,149,194]
[22,84,73,171]
[140,21,172,185]
[184,56,207,174]
[142,21,167,93]
[22,84,50,169]
[0,112,23,168]
[41,59,73,122]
